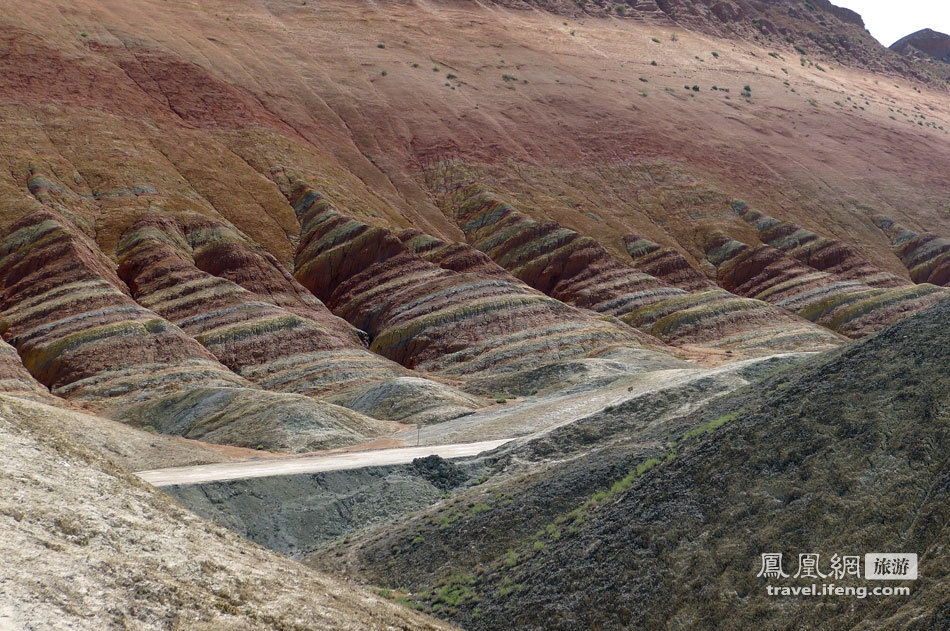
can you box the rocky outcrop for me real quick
[117,214,482,426]
[622,234,713,291]
[455,187,843,355]
[705,233,948,338]
[876,217,950,287]
[735,203,908,287]
[289,182,663,379]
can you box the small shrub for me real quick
[446,73,457,79]
[377,43,386,48]
[651,37,661,43]
[639,77,648,82]
[650,60,657,66]
[711,51,719,58]
[381,70,387,76]
[692,85,699,91]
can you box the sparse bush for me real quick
[377,43,385,48]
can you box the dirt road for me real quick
[136,439,511,487]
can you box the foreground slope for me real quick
[322,297,950,630]
[0,394,454,631]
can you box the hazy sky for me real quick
[831,0,950,46]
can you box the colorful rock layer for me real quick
[622,234,713,291]
[876,217,950,287]
[735,203,907,288]
[0,210,401,451]
[704,234,947,338]
[117,214,481,424]
[397,229,516,280]
[455,187,843,354]
[182,214,363,343]
[0,210,244,405]
[289,183,654,376]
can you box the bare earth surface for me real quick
[138,439,512,487]
[0,394,455,631]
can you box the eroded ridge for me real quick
[876,217,950,287]
[623,233,714,292]
[117,214,482,427]
[289,182,654,377]
[735,203,907,287]
[0,210,244,405]
[455,187,843,355]
[705,232,947,338]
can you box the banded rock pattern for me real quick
[704,234,948,338]
[289,183,659,377]
[735,203,907,288]
[455,187,843,354]
[0,210,244,406]
[876,217,950,287]
[397,229,516,281]
[0,210,402,452]
[117,215,481,426]
[622,234,713,291]
[182,214,363,342]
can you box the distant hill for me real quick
[891,28,950,63]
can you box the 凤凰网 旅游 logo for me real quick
[755,552,916,598]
